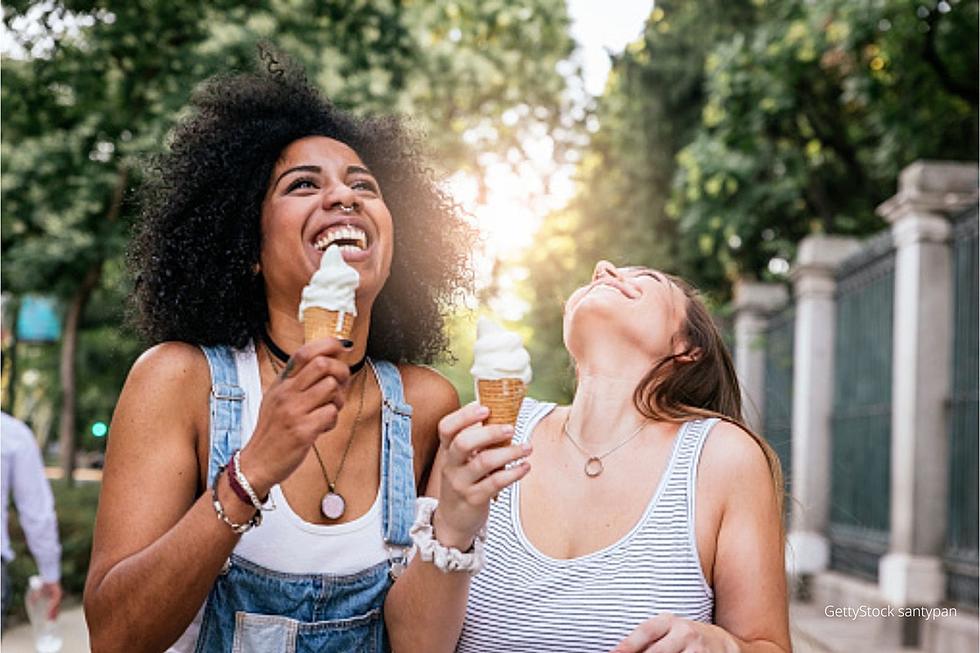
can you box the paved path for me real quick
[1,605,89,652]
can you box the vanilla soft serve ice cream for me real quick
[470,318,532,384]
[299,245,359,318]
[471,317,532,426]
[299,245,359,343]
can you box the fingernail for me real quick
[502,425,514,434]
[477,405,490,416]
[521,442,532,452]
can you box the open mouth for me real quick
[313,225,368,254]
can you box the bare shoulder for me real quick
[115,342,210,443]
[398,364,461,421]
[128,341,209,388]
[698,419,780,505]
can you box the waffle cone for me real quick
[303,307,355,343]
[476,378,526,426]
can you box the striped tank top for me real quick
[456,399,716,652]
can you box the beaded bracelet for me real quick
[410,497,486,574]
[231,449,276,512]
[211,468,262,534]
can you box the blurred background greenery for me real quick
[0,2,976,608]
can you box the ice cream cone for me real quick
[303,307,355,344]
[477,378,526,426]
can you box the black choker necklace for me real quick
[260,329,367,375]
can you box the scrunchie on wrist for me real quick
[410,497,486,574]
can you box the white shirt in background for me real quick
[1,412,61,582]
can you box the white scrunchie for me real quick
[410,497,487,574]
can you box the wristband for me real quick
[225,454,255,508]
[232,449,276,512]
[410,497,486,574]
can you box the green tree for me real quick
[672,0,978,291]
[1,0,576,479]
[521,1,760,401]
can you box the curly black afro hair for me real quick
[129,47,475,364]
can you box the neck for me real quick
[567,369,646,446]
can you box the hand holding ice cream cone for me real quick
[299,245,359,346]
[470,317,532,426]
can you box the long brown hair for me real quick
[633,274,785,514]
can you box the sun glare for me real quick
[446,142,576,321]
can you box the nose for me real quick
[592,260,621,282]
[322,182,360,212]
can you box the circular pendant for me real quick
[321,492,346,520]
[584,457,604,478]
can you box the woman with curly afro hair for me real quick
[84,48,474,652]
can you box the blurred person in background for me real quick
[386,261,790,653]
[1,411,62,632]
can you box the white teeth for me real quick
[314,225,368,252]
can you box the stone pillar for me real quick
[785,235,861,578]
[732,280,789,433]
[876,161,979,609]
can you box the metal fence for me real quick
[946,208,979,606]
[764,304,794,505]
[829,232,895,581]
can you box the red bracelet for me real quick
[225,453,256,508]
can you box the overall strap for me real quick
[200,345,246,488]
[370,359,416,549]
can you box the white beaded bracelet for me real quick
[410,497,486,574]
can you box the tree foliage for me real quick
[672,0,978,290]
[1,0,576,470]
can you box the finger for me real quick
[306,402,341,436]
[645,628,688,653]
[282,339,350,379]
[466,460,531,503]
[447,424,514,466]
[437,402,491,448]
[459,442,532,484]
[287,352,351,392]
[294,373,348,414]
[612,614,673,653]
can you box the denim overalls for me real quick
[194,345,416,653]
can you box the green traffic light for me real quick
[91,421,108,437]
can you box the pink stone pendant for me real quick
[321,492,346,520]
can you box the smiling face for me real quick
[563,260,690,369]
[259,136,394,320]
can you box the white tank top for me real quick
[456,399,716,652]
[230,345,389,574]
[168,345,388,652]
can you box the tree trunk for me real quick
[58,165,128,485]
[59,264,101,486]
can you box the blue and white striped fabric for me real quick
[456,399,716,653]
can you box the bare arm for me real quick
[613,421,791,653]
[84,340,351,652]
[385,395,532,653]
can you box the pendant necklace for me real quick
[561,413,649,478]
[309,364,367,519]
[261,332,369,519]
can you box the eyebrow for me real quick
[273,164,377,190]
[623,266,664,283]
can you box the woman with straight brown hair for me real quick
[385,260,791,653]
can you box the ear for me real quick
[673,347,701,364]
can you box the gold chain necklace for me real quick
[561,414,649,478]
[263,343,369,519]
